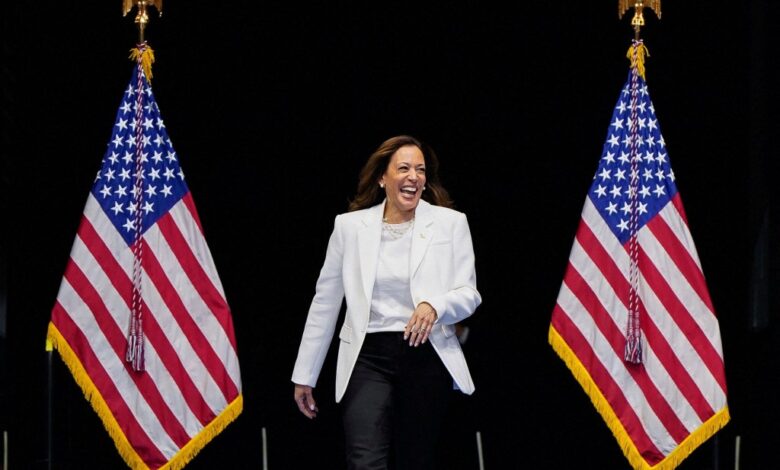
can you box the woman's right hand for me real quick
[294,383,318,419]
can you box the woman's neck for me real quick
[382,208,415,224]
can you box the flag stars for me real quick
[161,184,173,197]
[142,201,154,214]
[607,134,620,147]
[122,151,134,165]
[648,118,657,131]
[603,151,616,164]
[122,218,137,232]
[116,118,128,131]
[594,185,607,198]
[178,168,185,180]
[166,151,177,163]
[617,219,629,231]
[130,186,141,199]
[610,185,622,198]
[637,202,648,215]
[620,202,632,215]
[163,167,175,180]
[120,101,132,114]
[614,168,626,181]
[115,185,128,197]
[655,168,666,180]
[125,85,134,97]
[156,117,165,129]
[656,152,667,164]
[658,136,666,148]
[119,168,131,181]
[104,168,116,181]
[108,152,119,165]
[143,117,154,130]
[617,101,627,114]
[599,168,611,181]
[126,201,138,215]
[144,184,158,198]
[154,134,166,147]
[111,201,124,215]
[639,185,651,198]
[653,184,666,197]
[125,135,137,147]
[112,135,124,148]
[644,151,655,163]
[618,152,631,165]
[152,151,163,164]
[610,117,624,130]
[99,185,112,198]
[605,202,618,215]
[148,168,161,181]
[668,169,675,181]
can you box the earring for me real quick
[379,182,385,188]
[423,186,426,191]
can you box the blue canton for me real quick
[589,72,678,245]
[91,69,189,246]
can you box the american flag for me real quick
[549,56,729,469]
[47,60,242,469]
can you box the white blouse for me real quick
[366,220,415,332]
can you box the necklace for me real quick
[382,217,414,240]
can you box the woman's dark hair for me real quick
[348,135,453,212]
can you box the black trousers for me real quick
[340,332,452,470]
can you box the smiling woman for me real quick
[291,135,482,469]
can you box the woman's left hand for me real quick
[405,302,437,346]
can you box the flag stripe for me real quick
[141,233,239,401]
[62,257,191,451]
[51,301,169,468]
[157,211,238,352]
[81,201,223,425]
[637,245,728,393]
[652,196,714,313]
[175,193,225,297]
[580,200,722,421]
[551,299,665,464]
[562,260,691,445]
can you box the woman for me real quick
[291,135,481,470]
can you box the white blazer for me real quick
[291,199,482,402]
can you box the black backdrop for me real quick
[3,1,779,469]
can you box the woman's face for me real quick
[380,145,427,221]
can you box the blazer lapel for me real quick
[357,202,384,304]
[410,200,434,278]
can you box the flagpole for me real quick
[46,338,53,470]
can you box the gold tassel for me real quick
[129,45,156,81]
[626,42,650,80]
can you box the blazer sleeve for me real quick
[291,215,346,387]
[426,213,482,325]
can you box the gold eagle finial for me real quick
[123,1,163,43]
[618,1,661,38]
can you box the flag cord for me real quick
[126,44,148,372]
[625,39,643,364]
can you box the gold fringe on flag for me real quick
[626,42,649,80]
[548,325,730,470]
[129,45,156,81]
[47,322,244,470]
[47,322,146,468]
